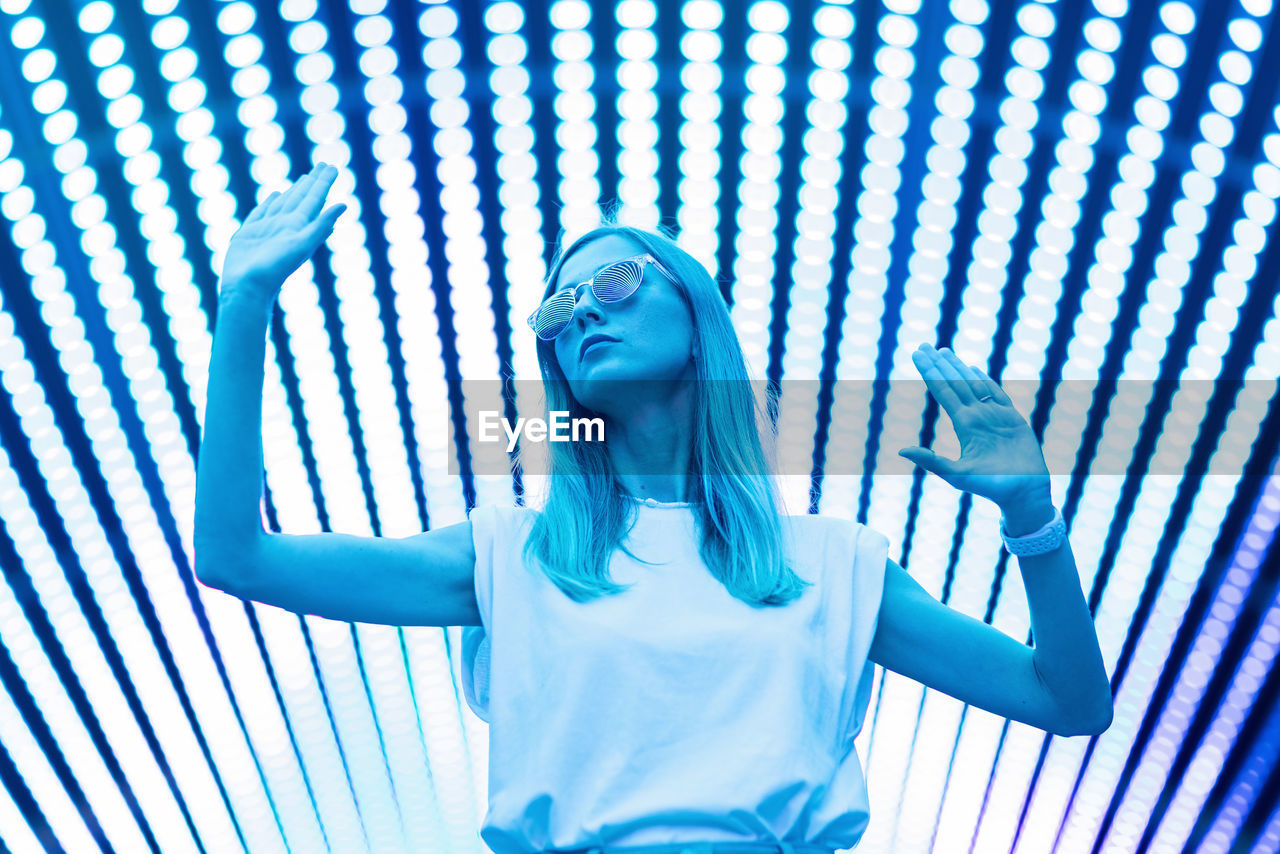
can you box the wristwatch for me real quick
[1000,505,1067,556]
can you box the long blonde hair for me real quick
[520,218,811,607]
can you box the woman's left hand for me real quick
[898,343,1051,510]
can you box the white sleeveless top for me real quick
[461,498,889,854]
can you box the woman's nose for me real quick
[570,284,605,323]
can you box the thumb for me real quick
[307,203,347,240]
[899,447,954,477]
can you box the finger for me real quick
[308,202,347,237]
[245,191,281,224]
[911,344,966,412]
[295,164,339,220]
[295,203,346,253]
[968,363,1013,405]
[264,185,293,217]
[934,346,988,403]
[268,163,320,216]
[280,162,326,214]
[899,446,956,479]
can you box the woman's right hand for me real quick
[219,162,347,304]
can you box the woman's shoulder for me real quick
[782,512,889,560]
[467,503,542,567]
[469,502,540,521]
[467,501,541,537]
[782,511,862,535]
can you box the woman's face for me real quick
[549,234,697,411]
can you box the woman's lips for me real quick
[580,337,618,359]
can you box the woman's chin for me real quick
[571,356,643,383]
[566,351,696,390]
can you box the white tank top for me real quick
[461,498,889,854]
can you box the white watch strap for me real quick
[1000,505,1066,556]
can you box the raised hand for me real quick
[220,162,347,303]
[899,342,1051,510]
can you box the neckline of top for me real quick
[622,494,697,509]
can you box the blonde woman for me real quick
[195,163,1112,854]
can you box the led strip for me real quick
[936,2,1124,848]
[547,0,603,243]
[3,2,312,848]
[1031,3,1279,849]
[304,1,473,848]
[836,3,933,848]
[893,4,1058,844]
[0,764,47,852]
[911,1,1083,848]
[614,0,662,228]
[1260,798,1280,854]
[973,0,1188,847]
[445,0,549,816]
[673,0,725,276]
[0,655,102,853]
[774,2,857,514]
[727,0,791,377]
[1095,18,1278,847]
[474,0,586,574]
[467,0,548,500]
[1150,475,1280,852]
[217,0,418,847]
[1256,807,1280,854]
[0,439,144,853]
[412,6,506,852]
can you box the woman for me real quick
[194,163,1112,854]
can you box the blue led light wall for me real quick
[0,0,1278,851]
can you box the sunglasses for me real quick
[527,253,676,341]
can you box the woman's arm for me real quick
[868,498,1113,737]
[1003,489,1113,733]
[881,342,1113,736]
[192,286,274,577]
[191,165,481,627]
[196,297,480,627]
[193,163,344,582]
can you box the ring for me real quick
[977,394,994,402]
